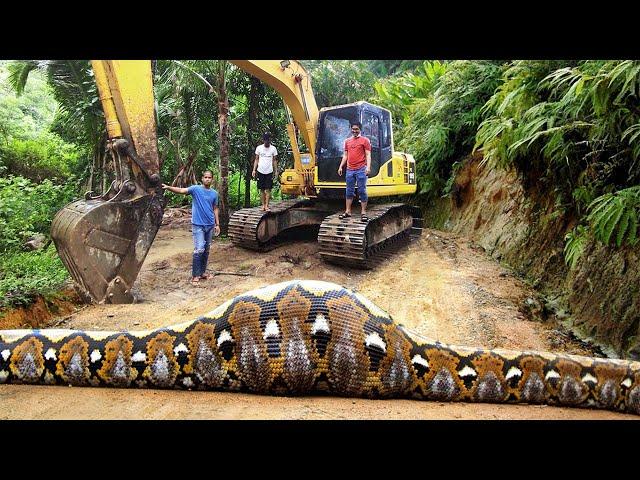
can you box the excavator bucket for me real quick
[51,60,163,304]
[51,193,164,303]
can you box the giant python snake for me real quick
[1,280,639,415]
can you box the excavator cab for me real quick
[50,61,164,304]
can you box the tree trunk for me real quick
[236,170,242,209]
[245,77,263,207]
[85,124,106,194]
[172,151,197,188]
[217,61,230,235]
[88,143,97,193]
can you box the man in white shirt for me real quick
[252,133,279,211]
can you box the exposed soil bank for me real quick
[0,289,79,330]
[442,154,640,359]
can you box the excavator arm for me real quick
[91,60,161,188]
[51,60,164,304]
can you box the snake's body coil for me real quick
[1,280,638,414]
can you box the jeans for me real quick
[345,166,368,202]
[192,224,214,278]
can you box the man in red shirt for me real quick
[337,121,372,222]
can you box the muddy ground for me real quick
[0,211,635,419]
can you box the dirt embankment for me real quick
[0,209,634,419]
[444,154,640,359]
[0,290,79,330]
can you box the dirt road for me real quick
[0,212,635,419]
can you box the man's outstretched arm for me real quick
[162,184,189,194]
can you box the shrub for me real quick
[587,186,639,248]
[0,175,76,252]
[564,225,590,268]
[0,132,81,183]
[396,61,502,201]
[0,245,69,308]
[476,60,640,256]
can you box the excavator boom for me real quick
[51,61,164,304]
[232,60,323,197]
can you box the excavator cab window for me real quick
[380,109,393,162]
[316,106,359,182]
[319,114,352,157]
[362,109,382,177]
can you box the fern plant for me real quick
[587,186,640,247]
[622,123,640,178]
[390,61,502,201]
[371,60,447,126]
[572,184,596,215]
[564,225,589,268]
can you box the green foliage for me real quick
[0,246,69,308]
[302,61,377,109]
[0,175,76,253]
[564,225,589,268]
[475,60,640,255]
[392,61,502,201]
[227,170,275,208]
[155,60,218,181]
[0,62,82,310]
[572,183,597,215]
[0,63,83,183]
[477,60,640,189]
[0,62,57,141]
[371,60,447,126]
[0,133,80,182]
[6,59,108,198]
[622,122,640,161]
[475,61,577,169]
[161,190,188,208]
[564,186,639,267]
[587,186,640,247]
[8,60,104,148]
[366,60,425,77]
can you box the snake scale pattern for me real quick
[1,280,639,415]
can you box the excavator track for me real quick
[318,203,422,269]
[228,198,323,251]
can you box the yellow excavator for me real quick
[51,60,420,304]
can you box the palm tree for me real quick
[245,76,263,207]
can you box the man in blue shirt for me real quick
[162,171,220,284]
